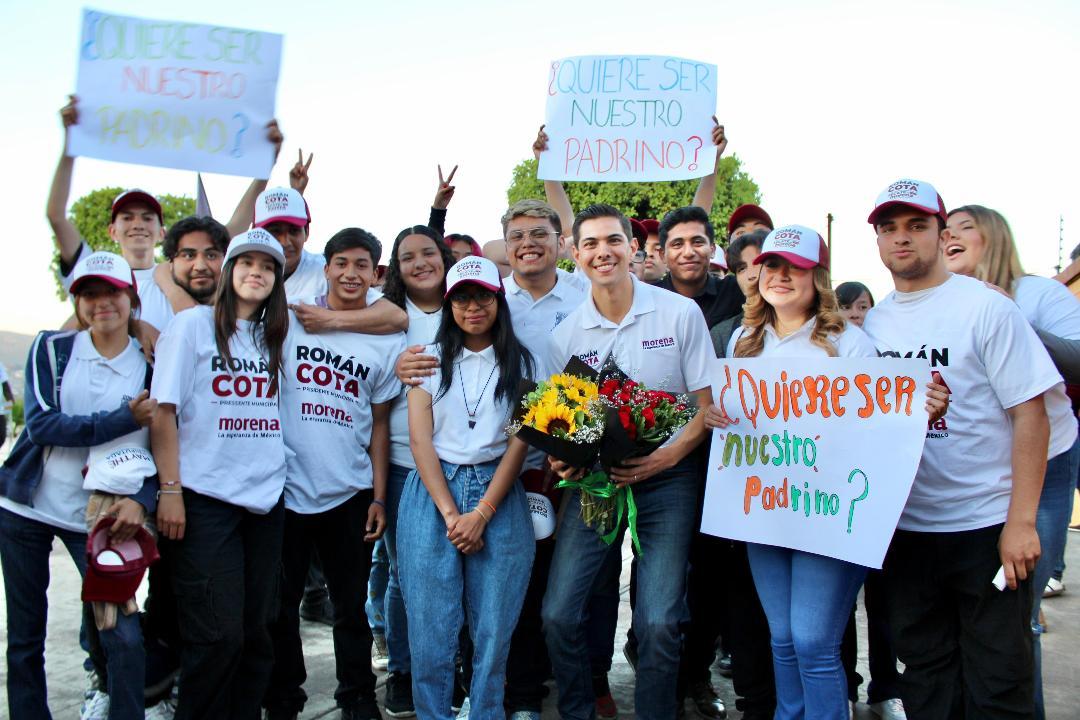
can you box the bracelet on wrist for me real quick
[160,480,180,487]
[479,499,497,516]
[157,490,183,497]
[475,506,492,523]
[372,499,386,509]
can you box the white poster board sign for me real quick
[538,55,717,182]
[701,357,930,568]
[68,8,283,178]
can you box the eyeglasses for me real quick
[449,289,497,308]
[631,250,646,263]
[506,228,557,244]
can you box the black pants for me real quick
[171,490,284,720]
[720,539,775,718]
[841,569,901,704]
[265,491,377,714]
[883,525,1035,720]
[679,531,727,687]
[505,538,555,712]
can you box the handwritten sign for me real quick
[537,55,717,182]
[701,357,930,568]
[68,9,282,178]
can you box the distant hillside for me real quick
[0,330,35,397]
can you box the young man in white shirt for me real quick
[862,179,1059,718]
[264,228,404,720]
[251,186,407,334]
[542,204,714,720]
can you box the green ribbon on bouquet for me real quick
[556,470,641,556]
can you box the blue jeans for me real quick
[366,538,389,636]
[0,507,145,720]
[747,543,867,720]
[385,463,412,674]
[543,462,698,720]
[1032,437,1080,720]
[398,461,534,720]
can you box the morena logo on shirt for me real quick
[886,181,920,199]
[642,337,676,350]
[294,345,371,399]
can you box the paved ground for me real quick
[1,525,1079,719]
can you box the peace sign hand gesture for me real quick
[433,164,457,209]
[290,149,314,194]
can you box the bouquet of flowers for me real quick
[556,363,698,554]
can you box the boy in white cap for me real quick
[862,178,1069,718]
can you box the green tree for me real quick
[50,188,195,299]
[506,155,761,244]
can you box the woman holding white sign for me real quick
[705,225,948,720]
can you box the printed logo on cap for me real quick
[84,254,119,274]
[455,257,486,278]
[771,228,804,249]
[885,180,922,200]
[262,190,292,214]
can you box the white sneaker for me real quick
[372,633,390,672]
[84,669,100,700]
[145,699,176,719]
[81,690,110,720]
[456,696,470,719]
[869,698,908,720]
[1044,578,1065,597]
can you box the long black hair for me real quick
[433,289,534,405]
[214,254,289,396]
[381,225,455,309]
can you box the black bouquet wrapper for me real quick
[595,361,667,470]
[512,356,603,469]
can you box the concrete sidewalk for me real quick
[2,532,1078,718]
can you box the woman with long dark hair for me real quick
[398,256,536,720]
[150,228,290,720]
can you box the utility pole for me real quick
[1058,215,1065,274]
[827,213,833,254]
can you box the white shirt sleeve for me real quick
[836,324,881,358]
[150,312,198,408]
[679,301,714,392]
[979,296,1063,410]
[1015,275,1080,339]
[373,336,408,404]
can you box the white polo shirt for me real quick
[62,241,174,331]
[414,344,513,466]
[280,302,405,513]
[389,299,444,469]
[548,274,713,394]
[864,273,1069,532]
[505,268,589,378]
[0,332,146,531]
[151,306,286,514]
[727,318,879,359]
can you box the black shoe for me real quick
[384,673,416,718]
[622,640,638,673]
[342,698,382,720]
[300,597,334,626]
[715,652,733,678]
[688,681,727,719]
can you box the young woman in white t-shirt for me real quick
[398,256,537,720]
[150,229,289,720]
[0,252,158,720]
[706,226,947,720]
[944,204,1080,719]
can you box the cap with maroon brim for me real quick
[253,187,311,229]
[111,189,163,224]
[444,256,503,298]
[753,225,829,271]
[69,252,137,295]
[867,179,947,226]
[629,219,648,245]
[82,517,159,605]
[727,204,774,235]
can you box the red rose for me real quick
[618,405,637,439]
[618,390,632,404]
[600,379,619,398]
[643,407,656,429]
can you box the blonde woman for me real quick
[944,205,1080,720]
[706,226,947,719]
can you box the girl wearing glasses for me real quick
[398,256,536,720]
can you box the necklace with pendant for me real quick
[461,362,498,429]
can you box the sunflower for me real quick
[532,402,578,437]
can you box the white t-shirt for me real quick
[728,318,879,359]
[151,305,285,514]
[284,249,385,307]
[280,303,405,513]
[61,241,174,331]
[389,299,444,469]
[415,344,513,466]
[548,274,713,395]
[0,332,146,531]
[1013,275,1080,340]
[863,273,1068,532]
[0,360,8,385]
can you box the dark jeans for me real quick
[721,540,776,718]
[143,536,181,699]
[842,570,901,704]
[883,525,1035,720]
[265,491,377,714]
[0,506,143,720]
[505,537,556,712]
[171,490,285,720]
[679,531,727,688]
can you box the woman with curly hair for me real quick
[706,225,947,719]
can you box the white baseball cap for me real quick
[70,252,136,295]
[526,492,556,540]
[83,430,157,496]
[444,256,503,298]
[867,179,947,226]
[754,225,830,271]
[253,187,310,229]
[225,228,286,266]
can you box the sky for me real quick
[2,0,1078,335]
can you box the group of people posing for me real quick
[1,102,1078,720]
